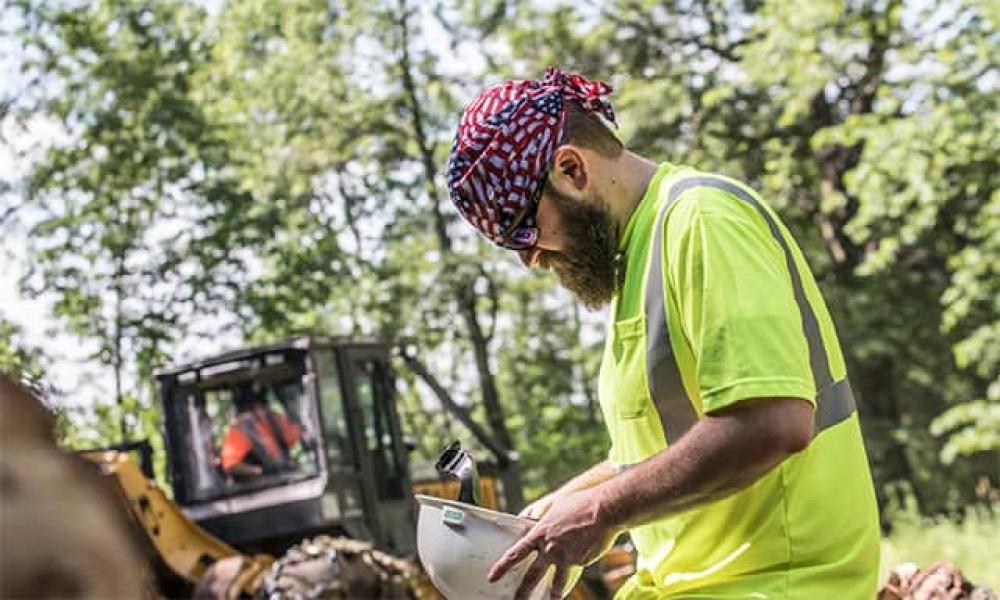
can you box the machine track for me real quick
[259,536,439,600]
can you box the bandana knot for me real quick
[542,67,616,126]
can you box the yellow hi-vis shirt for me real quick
[599,163,880,599]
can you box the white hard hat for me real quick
[415,495,582,599]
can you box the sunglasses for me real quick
[495,174,547,251]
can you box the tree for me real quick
[191,0,610,500]
[11,0,266,443]
[12,0,992,513]
[0,314,50,394]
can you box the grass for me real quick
[880,503,999,591]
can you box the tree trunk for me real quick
[393,0,515,455]
[113,251,126,441]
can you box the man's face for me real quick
[526,184,620,310]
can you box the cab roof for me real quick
[153,335,388,379]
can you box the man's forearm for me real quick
[522,460,616,519]
[594,397,813,530]
[561,460,615,494]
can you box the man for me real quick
[446,68,880,599]
[220,383,301,478]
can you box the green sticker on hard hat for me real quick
[442,506,466,527]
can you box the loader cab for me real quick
[157,337,415,555]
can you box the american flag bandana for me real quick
[446,67,617,247]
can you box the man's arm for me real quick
[562,460,616,492]
[226,462,264,477]
[520,460,615,519]
[490,396,813,598]
[596,396,812,529]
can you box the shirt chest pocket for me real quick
[609,315,652,420]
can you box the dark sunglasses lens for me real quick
[502,227,538,250]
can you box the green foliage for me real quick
[931,400,1000,464]
[497,273,608,498]
[11,0,275,442]
[13,0,216,438]
[0,314,49,393]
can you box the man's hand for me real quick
[489,488,618,599]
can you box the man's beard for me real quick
[537,187,621,310]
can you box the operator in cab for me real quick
[220,383,302,479]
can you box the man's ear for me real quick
[550,146,589,192]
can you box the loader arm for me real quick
[80,450,273,595]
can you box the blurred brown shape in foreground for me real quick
[0,374,147,598]
[879,561,996,600]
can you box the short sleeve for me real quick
[664,188,816,414]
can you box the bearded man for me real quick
[445,69,880,599]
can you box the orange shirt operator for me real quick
[220,403,301,475]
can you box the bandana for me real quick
[446,67,616,246]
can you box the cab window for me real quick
[174,367,321,503]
